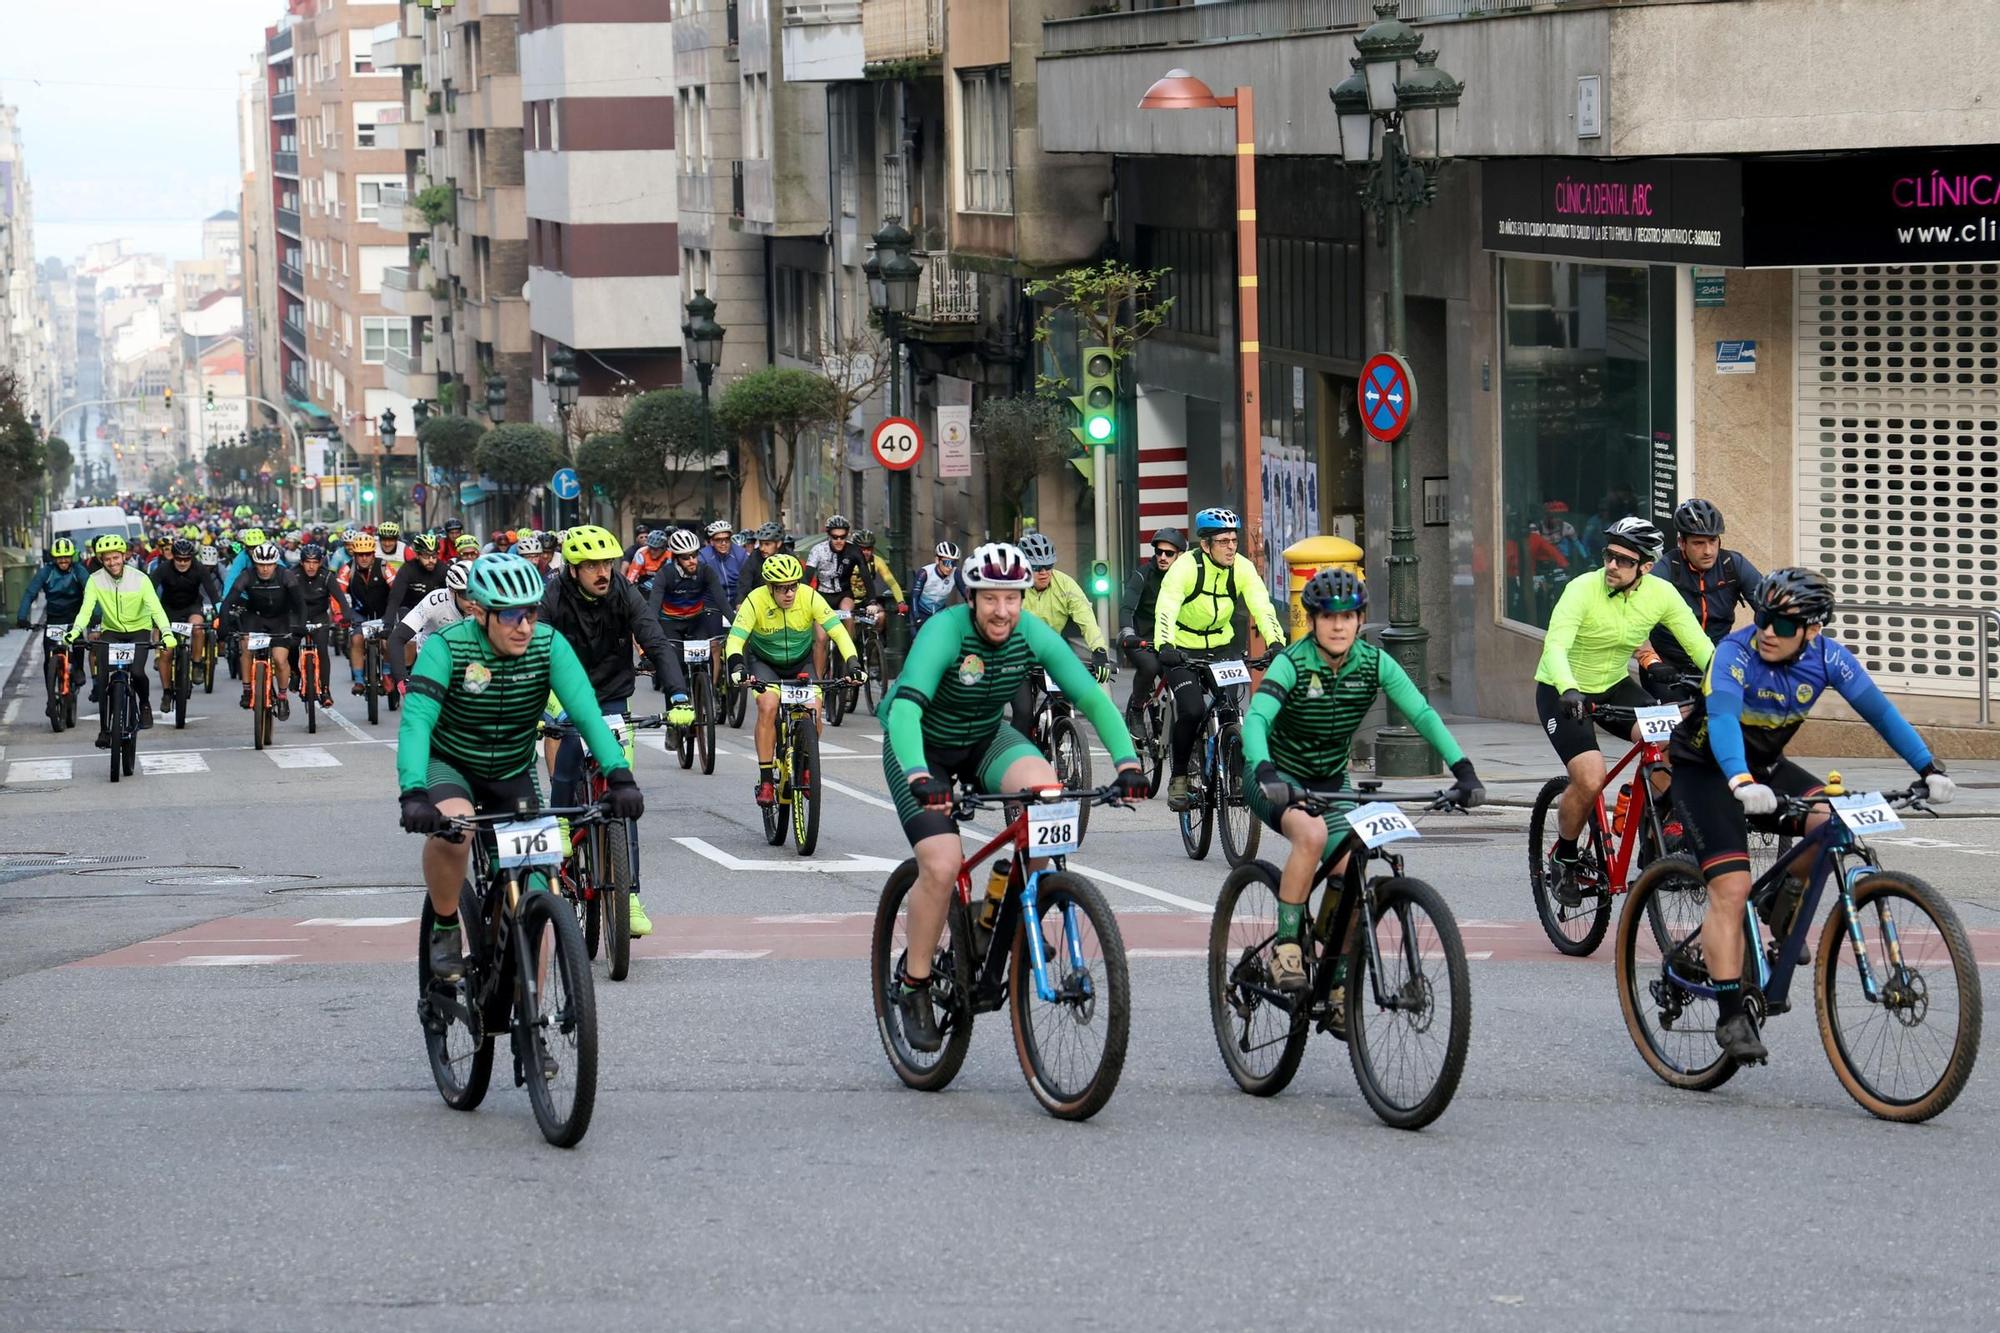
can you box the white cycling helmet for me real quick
[935,541,962,561]
[512,533,542,555]
[961,541,1033,591]
[444,561,472,593]
[250,542,280,564]
[667,527,701,555]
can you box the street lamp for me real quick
[681,290,725,522]
[1140,67,1267,568]
[410,398,431,526]
[377,407,397,528]
[546,346,581,527]
[485,372,508,424]
[1330,0,1464,776]
[867,217,919,664]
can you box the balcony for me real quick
[861,0,940,65]
[272,91,296,119]
[385,342,439,398]
[741,159,775,227]
[276,207,302,237]
[278,259,305,294]
[677,171,715,218]
[731,160,745,219]
[381,262,436,318]
[782,1,863,81]
[372,31,424,69]
[909,252,978,331]
[268,21,293,56]
[376,186,435,235]
[273,151,299,177]
[280,320,307,358]
[375,107,424,152]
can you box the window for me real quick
[353,46,374,76]
[959,67,1013,215]
[355,174,401,223]
[361,316,411,365]
[1498,259,1676,629]
[774,267,822,360]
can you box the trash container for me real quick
[1281,535,1364,641]
[0,546,36,624]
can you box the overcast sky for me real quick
[2,0,279,263]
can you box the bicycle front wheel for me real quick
[1009,872,1130,1120]
[106,675,124,784]
[602,819,632,982]
[1615,855,1736,1092]
[419,894,493,1111]
[173,646,190,729]
[365,640,382,725]
[791,717,821,856]
[870,859,975,1090]
[695,672,717,775]
[1818,871,1982,1122]
[1048,715,1092,842]
[517,891,598,1148]
[1528,774,1610,956]
[1344,876,1470,1130]
[1218,728,1260,867]
[1141,699,1166,796]
[1208,860,1308,1095]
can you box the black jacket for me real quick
[540,568,677,703]
[1648,547,1763,671]
[384,557,443,624]
[1119,561,1171,643]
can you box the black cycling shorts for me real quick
[1535,678,1654,765]
[236,613,297,647]
[747,651,809,685]
[425,757,543,814]
[1670,757,1820,884]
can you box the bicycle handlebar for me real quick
[539,712,671,740]
[1295,785,1472,815]
[1776,781,1933,820]
[952,783,1137,819]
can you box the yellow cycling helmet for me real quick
[96,535,129,555]
[561,524,623,564]
[761,553,804,585]
[240,527,268,547]
[347,533,378,555]
[50,538,77,558]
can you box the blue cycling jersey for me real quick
[1671,626,1932,779]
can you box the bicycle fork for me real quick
[1018,864,1091,1005]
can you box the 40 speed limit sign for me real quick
[870,417,924,471]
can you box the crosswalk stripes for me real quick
[265,746,342,769]
[139,753,210,776]
[5,758,72,783]
[3,745,351,786]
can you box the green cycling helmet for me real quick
[465,552,546,609]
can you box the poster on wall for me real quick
[1261,437,1317,596]
[935,404,971,479]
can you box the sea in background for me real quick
[34,219,208,267]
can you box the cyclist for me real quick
[1248,569,1484,992]
[388,559,476,687]
[1154,507,1287,811]
[1668,567,1953,1063]
[376,521,405,571]
[700,519,749,603]
[738,522,787,609]
[453,533,482,564]
[65,535,176,741]
[149,538,221,703]
[385,533,444,625]
[1012,530,1111,732]
[221,526,268,591]
[627,529,671,590]
[339,532,394,693]
[849,528,908,617]
[1535,515,1716,906]
[1646,498,1764,676]
[908,541,961,638]
[220,541,307,718]
[644,526,729,728]
[724,553,864,808]
[1117,526,1185,730]
[803,516,867,677]
[881,541,1151,1051]
[514,532,552,580]
[396,552,646,983]
[294,544,353,709]
[17,541,90,719]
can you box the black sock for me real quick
[1553,835,1579,859]
[432,912,459,932]
[899,970,930,993]
[759,764,776,781]
[1714,978,1743,1022]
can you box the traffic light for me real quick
[1070,347,1116,448]
[1089,560,1113,599]
[361,485,377,504]
[163,388,173,410]
[206,387,215,411]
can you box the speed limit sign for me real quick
[870,417,923,472]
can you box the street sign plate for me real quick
[870,417,923,472]
[410,482,428,504]
[1358,352,1416,443]
[551,467,581,499]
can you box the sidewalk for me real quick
[1385,712,2000,818]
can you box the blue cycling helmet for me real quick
[1194,507,1240,537]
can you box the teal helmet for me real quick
[465,552,546,609]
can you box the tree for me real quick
[620,388,714,511]
[715,367,841,525]
[418,414,484,478]
[972,394,1073,530]
[576,431,659,511]
[475,423,566,525]
[1025,259,1175,378]
[0,370,47,542]
[43,435,73,499]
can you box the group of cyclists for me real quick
[16,486,1959,1078]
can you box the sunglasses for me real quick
[1603,551,1642,570]
[492,606,540,626]
[1754,608,1806,638]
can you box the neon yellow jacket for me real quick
[727,584,857,667]
[849,553,905,603]
[68,567,172,641]
[1154,549,1284,651]
[1024,569,1105,653]
[1534,570,1713,694]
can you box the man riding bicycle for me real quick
[1248,569,1484,992]
[726,553,864,808]
[339,532,394,693]
[1012,530,1110,734]
[738,522,787,610]
[882,541,1150,1052]
[644,526,729,728]
[220,541,306,719]
[149,537,220,702]
[1647,498,1763,676]
[1668,567,1952,1064]
[396,552,646,983]
[1154,508,1287,811]
[1117,526,1185,732]
[65,536,176,742]
[18,539,90,722]
[1535,516,1715,906]
[908,541,961,638]
[384,532,444,625]
[699,519,749,604]
[295,544,354,709]
[804,515,867,679]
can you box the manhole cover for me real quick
[151,872,319,887]
[74,864,241,880]
[267,883,422,898]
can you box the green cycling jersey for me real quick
[1244,636,1462,785]
[66,567,171,640]
[1534,569,1712,695]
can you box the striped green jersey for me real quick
[1243,637,1462,783]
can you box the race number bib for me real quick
[45,626,65,643]
[780,683,816,706]
[244,633,272,650]
[835,609,853,621]
[602,714,628,741]
[106,643,137,667]
[1634,705,1680,745]
[361,619,384,639]
[1349,802,1420,848]
[1209,659,1252,688]
[1831,792,1904,835]
[494,816,563,868]
[169,622,193,636]
[683,639,712,663]
[1043,671,1064,695]
[1028,801,1083,857]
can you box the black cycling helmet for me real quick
[1150,527,1186,552]
[753,521,785,542]
[825,514,851,534]
[170,538,196,559]
[1302,567,1368,614]
[301,544,325,562]
[1673,498,1725,537]
[1758,567,1835,626]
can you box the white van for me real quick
[47,505,143,557]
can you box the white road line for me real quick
[816,739,857,755]
[2,699,20,724]
[321,704,382,745]
[139,752,209,776]
[297,916,417,928]
[175,954,298,966]
[266,746,342,769]
[10,737,382,762]
[820,774,899,812]
[668,949,772,960]
[673,836,903,874]
[1127,948,1205,958]
[5,758,72,783]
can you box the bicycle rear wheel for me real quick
[1048,715,1092,842]
[303,650,319,735]
[1528,774,1611,956]
[602,820,633,982]
[1141,699,1166,796]
[364,639,382,725]
[1218,729,1261,867]
[1208,860,1308,1095]
[675,714,695,769]
[1615,855,1737,1092]
[791,717,821,855]
[1818,871,1981,1122]
[1346,876,1470,1129]
[871,859,975,1090]
[419,893,494,1110]
[695,672,717,775]
[1010,872,1129,1120]
[517,891,598,1148]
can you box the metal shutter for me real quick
[1794,264,2000,698]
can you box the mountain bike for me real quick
[356,618,389,724]
[825,611,858,727]
[1616,781,1980,1122]
[414,802,604,1147]
[541,711,664,982]
[749,674,842,855]
[197,615,219,694]
[86,633,148,783]
[1126,666,1170,798]
[670,636,720,775]
[241,630,281,750]
[162,619,197,730]
[1027,669,1093,842]
[297,621,329,735]
[871,783,1135,1120]
[851,603,888,716]
[1210,782,1474,1129]
[38,625,80,733]
[1178,652,1265,867]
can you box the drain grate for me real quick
[73,864,242,880]
[0,851,140,868]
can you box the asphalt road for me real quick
[3,634,1998,1331]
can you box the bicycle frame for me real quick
[1589,735,1672,895]
[952,799,1094,1006]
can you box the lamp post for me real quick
[547,346,580,529]
[1330,0,1463,777]
[411,398,431,527]
[866,217,919,665]
[1140,68,1265,563]
[681,290,725,522]
[484,374,508,530]
[377,408,397,529]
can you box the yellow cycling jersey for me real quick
[727,583,857,666]
[1153,548,1285,651]
[848,553,905,604]
[1023,569,1106,653]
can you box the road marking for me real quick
[6,758,72,783]
[139,752,209,776]
[669,949,774,960]
[816,738,857,755]
[2,699,19,724]
[674,836,903,874]
[266,746,341,769]
[321,704,382,744]
[297,916,417,928]
[754,912,875,923]
[1127,948,1205,958]
[175,954,297,966]
[820,774,898,812]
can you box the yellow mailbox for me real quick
[1282,535,1364,641]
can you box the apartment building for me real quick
[240,60,282,416]
[0,98,55,424]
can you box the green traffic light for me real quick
[1087,415,1113,442]
[1089,561,1112,597]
